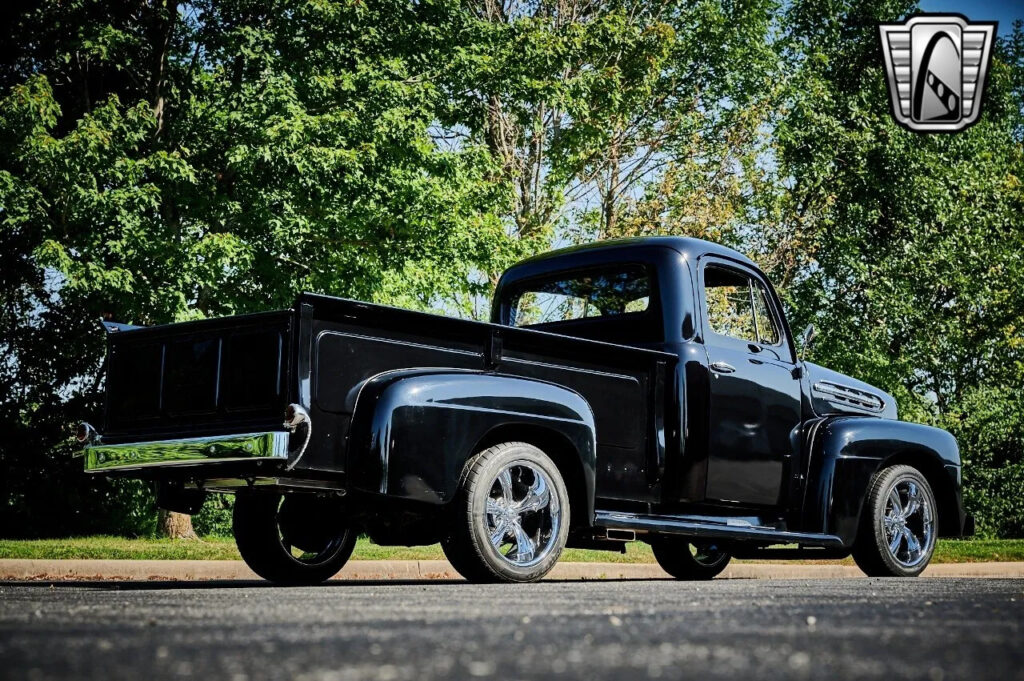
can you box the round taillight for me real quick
[284,403,309,428]
[75,422,96,443]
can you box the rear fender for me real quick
[802,417,965,545]
[347,370,597,523]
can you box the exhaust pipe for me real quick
[605,529,636,542]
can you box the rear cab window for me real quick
[505,264,662,344]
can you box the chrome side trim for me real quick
[84,431,289,472]
[812,380,885,412]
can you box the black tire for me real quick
[852,464,938,577]
[440,532,489,583]
[444,442,570,583]
[650,537,732,580]
[233,493,357,585]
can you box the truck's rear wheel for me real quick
[852,464,937,577]
[442,442,570,583]
[650,537,731,580]
[233,493,357,585]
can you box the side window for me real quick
[703,267,757,342]
[752,283,780,345]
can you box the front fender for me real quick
[802,416,964,545]
[347,369,597,520]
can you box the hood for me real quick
[804,362,898,420]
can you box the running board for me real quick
[594,511,846,548]
[730,547,851,560]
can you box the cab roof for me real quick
[499,236,757,285]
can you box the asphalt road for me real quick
[0,578,1022,681]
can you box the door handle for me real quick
[710,361,736,374]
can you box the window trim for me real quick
[750,280,783,348]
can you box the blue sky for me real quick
[919,0,1023,35]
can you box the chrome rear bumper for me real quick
[84,431,290,472]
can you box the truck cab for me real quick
[495,237,812,511]
[81,237,969,584]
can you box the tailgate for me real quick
[102,310,294,442]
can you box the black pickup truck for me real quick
[79,237,969,583]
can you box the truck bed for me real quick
[99,293,677,503]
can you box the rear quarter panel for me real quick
[346,370,597,520]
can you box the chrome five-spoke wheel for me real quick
[485,461,562,567]
[853,464,938,577]
[882,478,935,569]
[442,442,571,583]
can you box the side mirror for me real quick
[799,323,817,361]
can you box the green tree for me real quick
[2,0,1022,540]
[0,0,512,537]
[445,0,781,261]
[776,0,1024,534]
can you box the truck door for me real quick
[698,261,801,507]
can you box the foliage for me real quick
[1,0,1022,538]
[775,0,1024,535]
[445,0,781,245]
[192,494,235,538]
[947,386,1024,537]
[0,0,515,537]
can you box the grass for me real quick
[0,536,653,563]
[1,536,1023,564]
[0,536,242,561]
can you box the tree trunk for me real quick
[601,135,621,238]
[157,509,198,539]
[149,0,180,137]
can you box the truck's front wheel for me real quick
[442,442,570,583]
[233,493,357,585]
[852,464,938,577]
